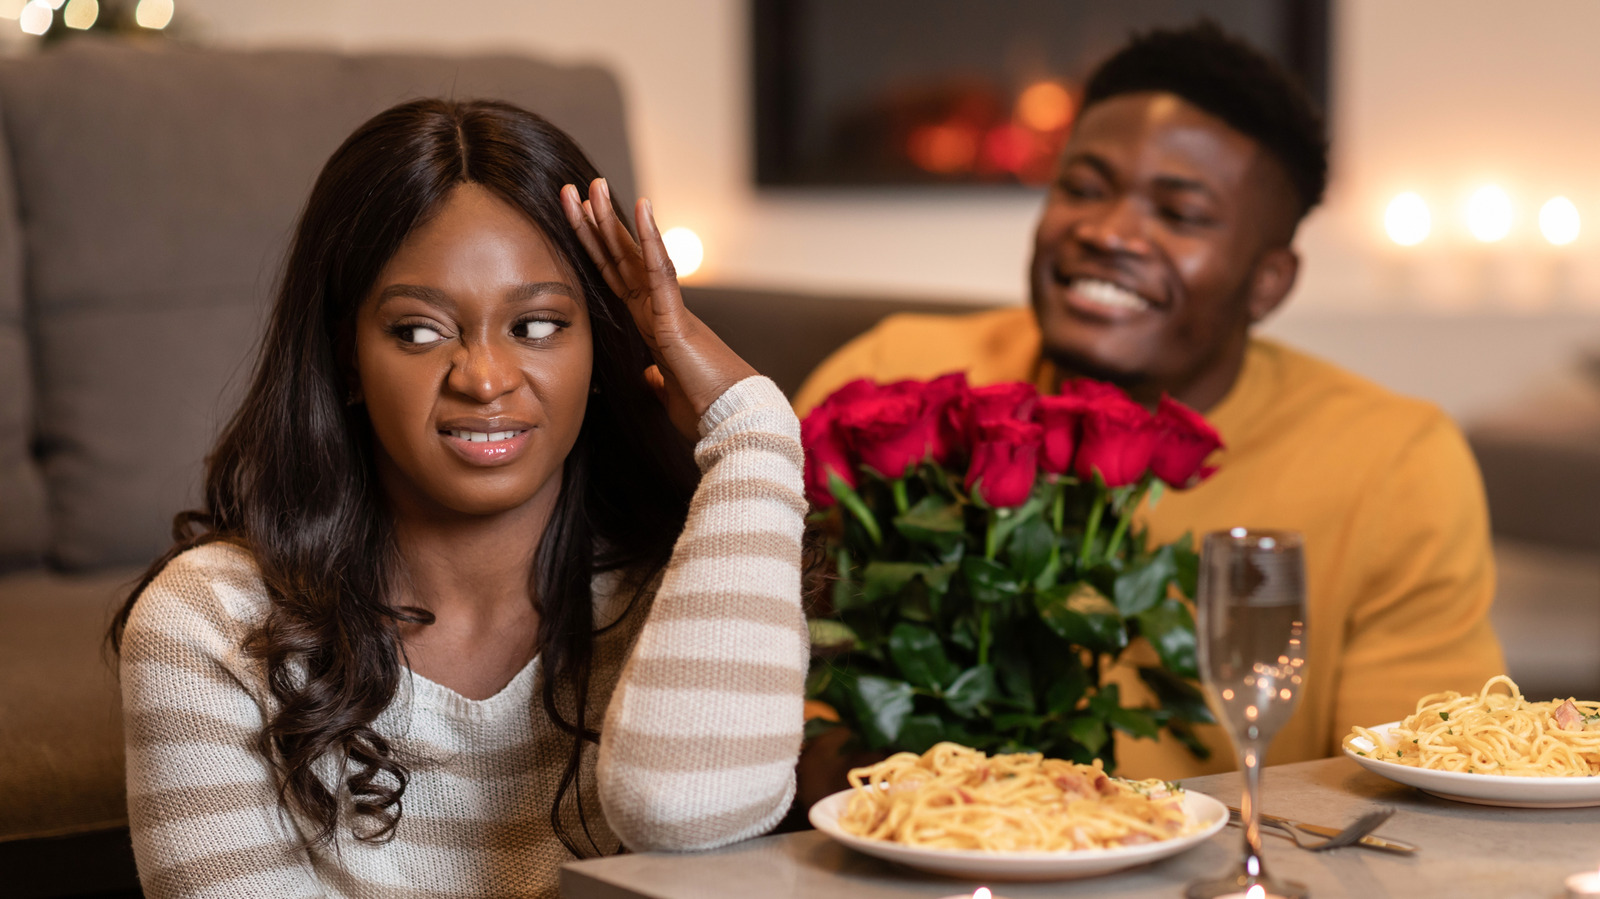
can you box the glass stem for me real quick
[1239,737,1267,884]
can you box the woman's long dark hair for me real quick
[111,99,698,855]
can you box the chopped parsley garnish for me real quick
[1356,751,1368,756]
[1440,712,1450,720]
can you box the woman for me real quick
[112,99,808,898]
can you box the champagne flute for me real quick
[1187,528,1309,899]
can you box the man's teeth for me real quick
[450,430,519,443]
[1071,277,1149,311]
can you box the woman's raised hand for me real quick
[561,178,757,438]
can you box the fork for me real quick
[1230,806,1397,851]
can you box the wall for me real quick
[44,0,1600,419]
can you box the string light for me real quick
[661,227,704,278]
[1385,192,1430,246]
[18,0,50,33]
[1539,196,1580,246]
[1466,185,1512,243]
[135,0,173,29]
[61,0,95,29]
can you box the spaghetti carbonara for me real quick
[1346,676,1600,776]
[837,742,1196,852]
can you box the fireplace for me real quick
[753,0,1330,188]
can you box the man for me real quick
[794,23,1504,779]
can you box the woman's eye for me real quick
[397,324,446,345]
[515,319,562,340]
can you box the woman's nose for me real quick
[447,339,519,404]
[1074,197,1153,256]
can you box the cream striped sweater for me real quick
[120,376,809,899]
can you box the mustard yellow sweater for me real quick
[795,308,1505,780]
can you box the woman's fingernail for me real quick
[642,197,654,224]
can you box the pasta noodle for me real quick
[836,742,1197,852]
[1346,675,1600,777]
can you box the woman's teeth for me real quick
[1071,277,1149,311]
[449,430,519,443]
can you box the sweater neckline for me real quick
[404,654,541,718]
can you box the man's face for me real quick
[1030,91,1298,408]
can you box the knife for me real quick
[1227,806,1419,855]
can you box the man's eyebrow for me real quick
[1151,175,1220,202]
[1060,152,1117,183]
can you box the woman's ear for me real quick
[1247,247,1299,324]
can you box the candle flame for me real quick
[1246,886,1266,899]
[973,889,992,899]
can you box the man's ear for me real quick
[1246,247,1299,324]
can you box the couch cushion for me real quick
[0,41,637,569]
[0,567,141,841]
[0,93,47,570]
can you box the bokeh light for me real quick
[18,0,51,33]
[0,0,23,19]
[135,0,172,29]
[1016,81,1073,132]
[662,227,703,278]
[906,122,981,174]
[1384,192,1431,246]
[1539,196,1580,246]
[1466,185,1512,242]
[62,0,95,29]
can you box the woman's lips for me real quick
[440,428,533,466]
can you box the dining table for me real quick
[560,756,1600,899]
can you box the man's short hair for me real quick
[1081,21,1329,220]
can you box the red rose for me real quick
[1071,380,1157,487]
[839,386,939,480]
[1034,393,1088,475]
[964,382,1039,439]
[1150,394,1223,488]
[921,372,969,466]
[799,379,882,507]
[965,418,1043,508]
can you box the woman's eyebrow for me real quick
[375,283,453,312]
[506,281,577,303]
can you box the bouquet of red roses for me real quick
[802,372,1222,769]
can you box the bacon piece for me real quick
[1554,699,1584,731]
[1093,773,1117,796]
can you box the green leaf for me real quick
[1044,662,1089,716]
[861,562,923,603]
[894,495,965,551]
[828,471,881,545]
[897,714,946,753]
[985,490,1049,549]
[1065,714,1109,754]
[846,675,915,748]
[1138,666,1216,725]
[1107,706,1161,739]
[1007,516,1056,582]
[1136,599,1199,679]
[1035,582,1128,654]
[962,556,1020,604]
[943,665,998,718]
[1172,534,1199,599]
[994,650,1037,712]
[887,622,959,690]
[808,619,859,651]
[1113,545,1177,617]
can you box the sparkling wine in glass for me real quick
[1186,528,1309,899]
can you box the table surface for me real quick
[561,757,1600,899]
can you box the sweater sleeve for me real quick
[121,548,325,898]
[596,375,810,851]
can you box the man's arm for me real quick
[1333,410,1505,748]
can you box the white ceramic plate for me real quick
[807,787,1227,882]
[1344,721,1600,808]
